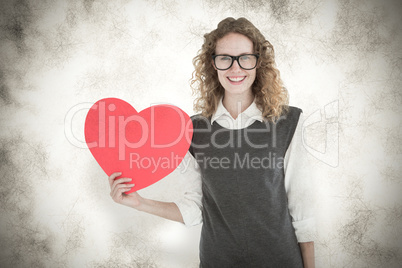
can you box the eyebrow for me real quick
[214,52,254,56]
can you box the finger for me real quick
[124,183,135,192]
[111,177,133,190]
[108,172,122,187]
[111,184,135,199]
[111,182,134,194]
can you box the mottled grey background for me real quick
[0,0,401,267]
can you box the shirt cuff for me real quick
[292,217,316,242]
[174,196,203,227]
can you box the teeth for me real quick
[228,76,245,82]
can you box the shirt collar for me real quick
[211,97,264,124]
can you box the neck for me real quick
[222,91,254,120]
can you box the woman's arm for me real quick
[284,112,316,267]
[299,241,315,268]
[136,196,184,223]
[109,172,184,223]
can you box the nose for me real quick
[230,59,242,71]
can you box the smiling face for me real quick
[214,32,257,98]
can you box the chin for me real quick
[224,87,251,96]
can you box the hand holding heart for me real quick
[108,172,142,208]
[85,98,193,193]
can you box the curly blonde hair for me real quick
[191,17,289,122]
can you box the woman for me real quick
[109,17,315,267]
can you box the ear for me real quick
[212,60,217,70]
[256,56,262,68]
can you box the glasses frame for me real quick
[212,54,259,71]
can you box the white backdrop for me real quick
[0,0,401,267]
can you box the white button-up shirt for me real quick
[174,98,316,242]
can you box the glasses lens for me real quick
[238,55,257,69]
[214,55,258,70]
[214,55,233,70]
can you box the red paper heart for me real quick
[85,98,193,193]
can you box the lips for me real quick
[227,76,246,82]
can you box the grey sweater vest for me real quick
[189,106,303,268]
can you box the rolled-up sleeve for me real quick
[284,112,317,242]
[174,151,203,227]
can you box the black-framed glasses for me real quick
[212,54,259,70]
